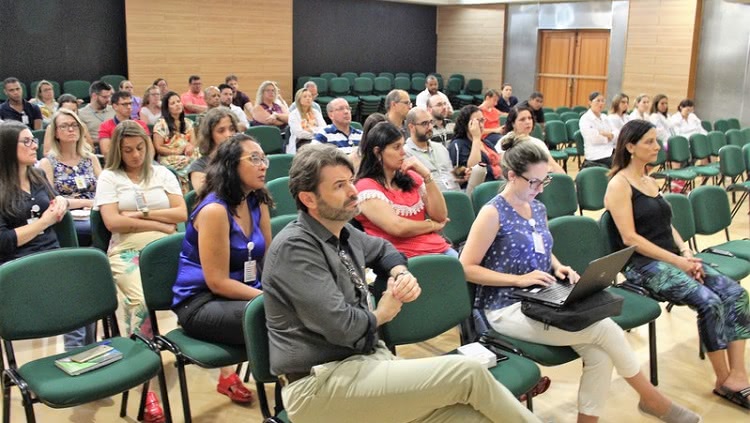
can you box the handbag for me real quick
[520,289,624,331]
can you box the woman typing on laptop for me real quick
[605,119,750,410]
[460,134,700,423]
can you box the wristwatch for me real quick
[141,208,150,218]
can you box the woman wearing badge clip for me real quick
[460,134,701,423]
[173,133,272,404]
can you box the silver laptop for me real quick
[513,246,636,308]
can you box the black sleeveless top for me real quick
[615,185,678,264]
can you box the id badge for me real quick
[22,114,29,125]
[532,232,545,254]
[134,190,148,211]
[74,175,87,190]
[366,291,374,311]
[244,260,257,283]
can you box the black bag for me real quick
[520,289,624,331]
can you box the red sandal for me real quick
[217,373,254,404]
[143,391,165,423]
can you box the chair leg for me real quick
[256,382,272,419]
[157,362,173,423]
[2,373,11,423]
[648,321,658,386]
[120,391,129,417]
[137,381,150,421]
[20,389,35,423]
[526,393,533,411]
[176,361,193,423]
[244,362,252,383]
[666,303,675,313]
[273,381,284,416]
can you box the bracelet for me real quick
[423,174,434,184]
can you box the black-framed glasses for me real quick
[399,100,412,106]
[241,154,269,168]
[414,120,435,128]
[518,174,552,190]
[18,137,39,147]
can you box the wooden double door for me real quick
[537,30,610,108]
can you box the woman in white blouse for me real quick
[629,94,651,121]
[287,87,326,154]
[648,94,673,144]
[580,91,617,168]
[669,99,707,138]
[606,93,630,132]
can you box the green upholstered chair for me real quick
[183,190,198,216]
[701,120,712,132]
[62,80,91,103]
[714,119,730,133]
[372,255,543,407]
[245,126,283,155]
[551,215,663,385]
[575,166,609,214]
[100,75,126,90]
[536,173,577,219]
[664,194,750,281]
[242,296,291,422]
[707,131,727,159]
[140,233,247,423]
[266,154,294,182]
[689,185,750,260]
[560,111,579,122]
[471,180,505,216]
[270,214,297,238]
[727,118,741,131]
[543,120,570,172]
[689,133,721,183]
[543,112,560,122]
[52,211,79,248]
[267,177,296,218]
[90,209,111,252]
[726,129,747,148]
[442,191,474,247]
[0,248,171,423]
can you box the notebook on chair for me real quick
[513,246,636,308]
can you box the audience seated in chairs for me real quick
[172,133,271,404]
[630,94,651,121]
[478,88,505,147]
[496,105,564,174]
[580,91,617,169]
[605,119,750,411]
[354,121,455,258]
[95,120,187,423]
[38,108,101,246]
[153,91,198,192]
[139,84,163,125]
[495,83,518,116]
[30,80,58,125]
[649,94,672,144]
[188,107,239,192]
[460,134,701,423]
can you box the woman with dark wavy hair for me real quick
[354,121,452,258]
[448,104,501,184]
[153,91,197,192]
[172,133,272,404]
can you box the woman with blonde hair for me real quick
[31,80,58,125]
[139,85,162,125]
[287,87,326,153]
[251,80,288,130]
[629,94,651,121]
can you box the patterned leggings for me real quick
[624,259,750,352]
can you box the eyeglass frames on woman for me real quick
[18,137,39,147]
[518,174,552,190]
[241,154,270,168]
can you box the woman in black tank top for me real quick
[605,120,750,410]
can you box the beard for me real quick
[317,194,359,222]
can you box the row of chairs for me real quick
[0,75,127,103]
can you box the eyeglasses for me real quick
[18,137,39,147]
[241,154,269,168]
[116,102,133,107]
[475,117,486,124]
[57,123,80,131]
[414,119,435,128]
[518,174,552,190]
[433,101,447,107]
[333,106,352,112]
[398,100,412,106]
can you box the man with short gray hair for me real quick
[263,144,538,423]
[385,89,410,134]
[312,98,361,153]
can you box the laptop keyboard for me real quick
[535,282,573,302]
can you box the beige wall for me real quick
[436,4,505,93]
[621,0,701,111]
[125,0,293,105]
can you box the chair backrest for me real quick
[375,255,472,346]
[270,214,296,238]
[320,72,337,84]
[575,167,608,212]
[689,133,712,161]
[689,185,732,235]
[245,126,283,154]
[445,77,463,95]
[667,135,691,162]
[243,295,276,383]
[373,77,392,94]
[548,215,607,273]
[555,106,572,114]
[719,145,745,178]
[378,72,395,83]
[742,127,750,146]
[701,120,712,132]
[100,74,126,90]
[267,176,296,217]
[395,72,410,79]
[140,233,185,311]
[184,190,198,215]
[90,209,112,251]
[530,123,544,140]
[708,130,727,156]
[63,80,91,102]
[296,76,312,91]
[0,249,117,340]
[565,119,580,142]
[340,72,358,86]
[266,153,294,182]
[544,120,567,147]
[714,119,730,133]
[726,129,747,148]
[393,76,410,91]
[53,211,79,248]
[572,105,587,114]
[359,72,376,81]
[448,74,465,88]
[329,77,351,96]
[743,144,750,174]
[442,191,473,246]
[471,180,505,215]
[727,118,741,130]
[560,112,579,123]
[308,77,328,96]
[574,129,585,155]
[32,129,46,160]
[353,77,374,96]
[464,79,482,95]
[411,76,426,93]
[544,112,560,122]
[662,193,696,241]
[536,173,577,219]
